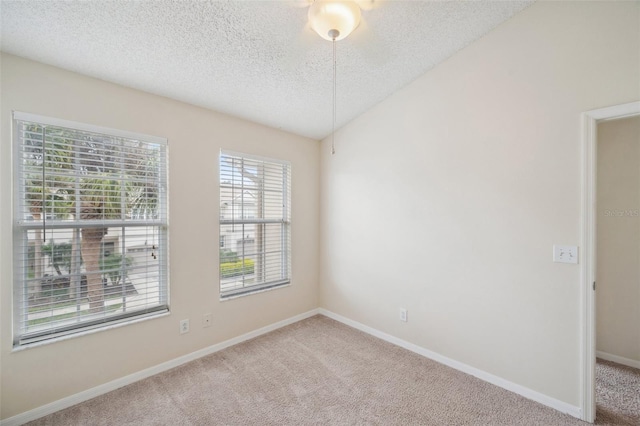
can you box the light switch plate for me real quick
[553,245,578,264]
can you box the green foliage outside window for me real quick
[99,254,134,286]
[220,258,255,278]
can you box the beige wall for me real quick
[319,0,639,407]
[0,54,320,419]
[597,116,640,363]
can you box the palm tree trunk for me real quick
[81,227,106,312]
[69,228,81,299]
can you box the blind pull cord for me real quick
[42,127,46,243]
[331,36,337,155]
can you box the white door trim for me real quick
[580,100,640,423]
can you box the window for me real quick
[219,151,290,298]
[13,112,168,347]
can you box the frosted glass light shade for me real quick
[308,0,362,41]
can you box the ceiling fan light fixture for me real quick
[308,0,362,41]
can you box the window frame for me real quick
[12,111,170,348]
[219,150,291,299]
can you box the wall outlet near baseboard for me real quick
[203,313,212,328]
[180,319,190,334]
[399,308,408,322]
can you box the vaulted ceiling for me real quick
[1,0,534,140]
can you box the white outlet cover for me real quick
[203,313,212,328]
[180,319,190,334]
[399,308,408,322]
[553,245,578,264]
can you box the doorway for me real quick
[581,101,640,423]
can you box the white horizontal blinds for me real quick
[220,151,291,297]
[14,113,168,346]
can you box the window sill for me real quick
[220,282,290,301]
[12,310,170,352]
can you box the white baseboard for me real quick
[1,308,320,426]
[596,350,640,369]
[318,308,582,420]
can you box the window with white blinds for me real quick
[219,151,291,298]
[13,112,169,347]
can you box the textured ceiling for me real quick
[1,0,534,140]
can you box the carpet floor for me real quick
[595,358,640,425]
[25,315,635,425]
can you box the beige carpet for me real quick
[25,315,607,425]
[595,358,640,425]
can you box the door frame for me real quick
[580,100,640,422]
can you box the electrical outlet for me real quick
[399,308,408,322]
[203,313,212,328]
[180,319,190,334]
